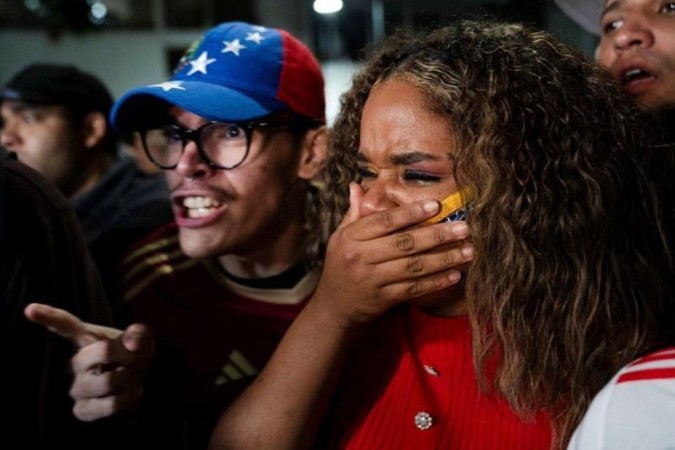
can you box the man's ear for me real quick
[82,111,108,149]
[296,126,327,180]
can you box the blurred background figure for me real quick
[0,148,115,450]
[0,63,172,305]
[123,133,163,175]
[555,0,675,119]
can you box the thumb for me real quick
[341,182,365,226]
[121,323,155,367]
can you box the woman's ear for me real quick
[82,111,108,149]
[296,126,328,180]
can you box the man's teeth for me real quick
[623,68,646,82]
[183,196,221,208]
[187,208,211,218]
[182,196,221,218]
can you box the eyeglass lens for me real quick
[143,123,249,169]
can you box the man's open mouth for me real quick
[621,67,654,85]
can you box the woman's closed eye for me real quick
[357,166,377,179]
[403,170,442,183]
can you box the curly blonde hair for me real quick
[319,20,675,448]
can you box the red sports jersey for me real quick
[319,305,553,450]
[118,223,318,450]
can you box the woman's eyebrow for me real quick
[390,151,442,165]
[356,150,444,165]
[356,153,370,163]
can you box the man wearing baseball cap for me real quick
[0,63,172,303]
[26,22,328,450]
[555,2,675,448]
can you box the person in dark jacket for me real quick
[0,149,116,449]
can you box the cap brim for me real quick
[110,80,287,133]
[0,88,22,101]
[0,88,56,104]
[554,0,603,35]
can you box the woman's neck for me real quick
[413,285,467,317]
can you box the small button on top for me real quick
[414,411,434,430]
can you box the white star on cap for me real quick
[149,81,186,92]
[187,51,216,76]
[222,39,246,56]
[245,31,264,44]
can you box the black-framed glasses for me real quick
[139,119,300,170]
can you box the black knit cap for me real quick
[0,63,113,114]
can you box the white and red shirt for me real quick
[568,346,675,450]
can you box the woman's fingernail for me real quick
[449,270,462,282]
[423,200,439,214]
[450,221,468,236]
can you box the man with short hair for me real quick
[555,0,675,114]
[27,21,328,450]
[555,0,674,259]
[0,64,172,302]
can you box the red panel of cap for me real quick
[276,30,326,124]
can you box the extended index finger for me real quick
[24,303,90,347]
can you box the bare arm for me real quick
[24,303,154,421]
[209,183,473,450]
